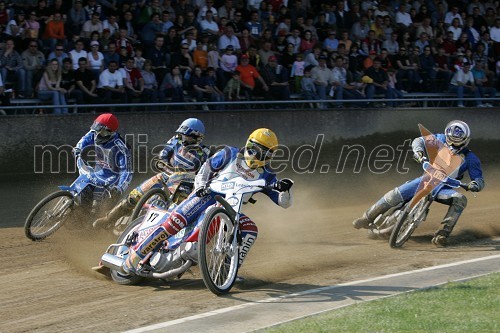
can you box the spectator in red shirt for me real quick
[235,54,269,100]
[43,12,65,51]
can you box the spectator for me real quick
[43,12,65,51]
[115,27,134,57]
[21,40,45,98]
[235,53,268,100]
[67,0,86,37]
[171,42,194,80]
[300,66,319,102]
[238,28,256,54]
[310,55,334,108]
[24,11,40,40]
[161,11,174,35]
[434,46,454,91]
[204,67,225,108]
[286,28,301,54]
[351,15,370,43]
[419,46,439,92]
[74,57,99,111]
[447,18,462,41]
[83,0,103,20]
[331,55,364,107]
[337,30,353,53]
[87,40,104,79]
[395,3,413,31]
[48,43,69,65]
[200,10,219,38]
[448,62,484,107]
[246,10,263,38]
[394,47,423,92]
[189,65,208,101]
[291,52,305,92]
[314,12,331,42]
[146,35,169,85]
[61,57,82,106]
[37,59,68,114]
[5,11,27,45]
[181,30,197,51]
[219,44,238,84]
[160,66,185,102]
[281,43,296,72]
[174,0,195,19]
[69,39,88,70]
[120,57,144,102]
[103,42,120,69]
[82,12,103,39]
[261,55,290,102]
[364,57,396,107]
[0,38,25,98]
[218,25,241,52]
[139,0,162,26]
[414,32,430,55]
[193,42,208,70]
[228,10,246,36]
[140,13,163,48]
[444,5,463,27]
[472,61,496,106]
[97,60,126,106]
[223,70,241,100]
[0,1,9,27]
[140,59,159,104]
[258,40,275,67]
[120,10,138,44]
[197,0,218,22]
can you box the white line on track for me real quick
[123,254,500,333]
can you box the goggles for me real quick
[245,140,274,162]
[91,121,113,137]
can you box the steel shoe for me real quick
[352,214,371,229]
[431,234,448,247]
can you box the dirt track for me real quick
[1,169,499,333]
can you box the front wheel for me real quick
[198,207,239,295]
[24,191,74,241]
[389,199,430,248]
[109,217,145,285]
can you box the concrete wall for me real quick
[1,108,499,174]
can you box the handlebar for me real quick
[422,161,469,191]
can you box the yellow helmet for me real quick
[244,128,279,169]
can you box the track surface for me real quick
[1,169,499,333]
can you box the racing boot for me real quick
[431,195,467,247]
[92,199,134,229]
[353,188,403,229]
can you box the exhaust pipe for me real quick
[101,253,126,273]
[150,260,193,279]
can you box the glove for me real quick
[274,178,294,192]
[413,151,428,164]
[72,147,81,157]
[467,181,480,192]
[195,185,211,197]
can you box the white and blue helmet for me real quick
[176,118,205,145]
[445,120,470,153]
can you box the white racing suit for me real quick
[124,146,292,271]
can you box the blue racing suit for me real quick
[127,146,292,269]
[127,135,211,204]
[74,130,133,202]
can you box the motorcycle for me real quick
[389,161,469,248]
[112,170,195,236]
[24,158,114,241]
[97,170,276,295]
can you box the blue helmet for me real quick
[176,118,205,145]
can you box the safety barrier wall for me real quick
[1,108,499,174]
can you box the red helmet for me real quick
[93,113,119,131]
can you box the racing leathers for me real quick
[73,130,132,205]
[124,146,293,272]
[353,133,484,240]
[93,136,210,228]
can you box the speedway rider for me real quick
[122,128,294,274]
[93,118,210,228]
[352,120,484,247]
[73,113,133,211]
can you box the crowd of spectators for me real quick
[0,0,499,113]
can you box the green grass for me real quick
[260,273,500,333]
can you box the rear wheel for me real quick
[389,199,430,248]
[198,207,239,295]
[109,217,145,285]
[24,191,74,241]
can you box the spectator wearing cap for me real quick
[82,12,103,39]
[448,62,484,107]
[236,54,269,100]
[218,25,241,52]
[310,55,334,108]
[323,30,339,53]
[218,44,238,85]
[48,42,69,66]
[87,40,104,80]
[261,55,290,103]
[43,12,65,51]
[21,39,45,98]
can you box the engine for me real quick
[149,242,198,272]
